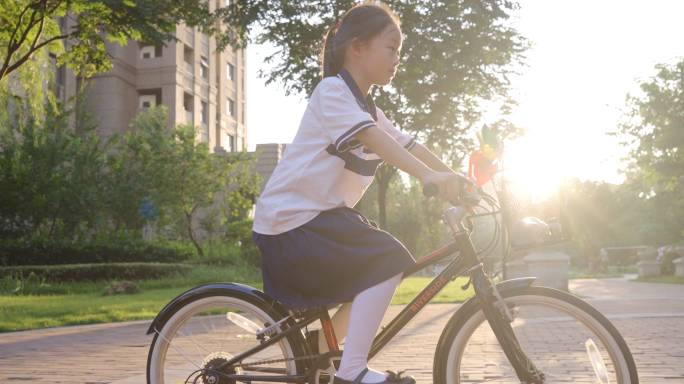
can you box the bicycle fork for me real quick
[445,207,544,384]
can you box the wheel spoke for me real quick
[154,328,202,369]
[149,299,298,384]
[445,289,630,384]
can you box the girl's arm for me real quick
[355,127,460,202]
[408,142,457,174]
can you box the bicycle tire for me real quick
[146,292,308,384]
[433,286,638,384]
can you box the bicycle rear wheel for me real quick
[146,294,305,384]
[434,286,638,384]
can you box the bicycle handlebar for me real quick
[422,175,498,208]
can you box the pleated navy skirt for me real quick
[252,207,416,309]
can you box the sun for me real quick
[500,129,570,193]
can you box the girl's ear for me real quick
[348,37,364,58]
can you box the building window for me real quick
[200,57,209,79]
[241,102,245,124]
[140,44,162,59]
[227,98,235,117]
[226,63,234,81]
[140,45,155,59]
[225,133,234,152]
[139,95,156,108]
[200,101,208,124]
[183,93,194,123]
[184,45,193,73]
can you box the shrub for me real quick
[0,233,196,266]
[224,219,261,267]
[225,219,255,248]
[0,263,192,283]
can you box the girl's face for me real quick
[358,24,402,86]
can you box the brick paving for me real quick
[0,275,682,383]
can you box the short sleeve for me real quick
[319,83,378,153]
[377,108,417,151]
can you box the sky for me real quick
[246,0,684,184]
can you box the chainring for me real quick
[200,352,243,384]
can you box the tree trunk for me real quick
[185,210,204,258]
[376,165,398,230]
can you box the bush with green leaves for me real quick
[0,232,196,266]
[0,262,192,283]
[0,103,260,265]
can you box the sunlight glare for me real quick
[500,129,568,193]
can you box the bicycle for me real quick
[146,170,638,384]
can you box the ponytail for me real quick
[320,2,401,79]
[322,24,342,78]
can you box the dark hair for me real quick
[321,2,401,79]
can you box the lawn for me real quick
[0,273,473,333]
[631,275,684,285]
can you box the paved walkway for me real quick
[0,275,682,383]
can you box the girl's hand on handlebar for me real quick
[420,171,460,203]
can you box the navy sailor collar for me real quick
[337,68,378,122]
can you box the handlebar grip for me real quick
[423,183,439,198]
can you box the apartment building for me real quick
[53,9,247,153]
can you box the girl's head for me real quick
[321,2,402,87]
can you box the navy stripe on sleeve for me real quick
[326,144,384,176]
[335,121,376,153]
[404,138,417,151]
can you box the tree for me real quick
[123,106,261,257]
[612,59,684,241]
[224,0,528,228]
[0,0,249,124]
[0,92,108,239]
[0,0,245,82]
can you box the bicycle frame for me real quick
[215,205,543,384]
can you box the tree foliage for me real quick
[614,60,684,198]
[0,103,261,258]
[610,59,684,242]
[0,94,107,239]
[0,0,245,82]
[107,106,262,257]
[0,0,247,124]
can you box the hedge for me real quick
[0,263,192,283]
[0,236,196,266]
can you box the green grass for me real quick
[631,275,684,285]
[0,273,473,333]
[392,276,474,305]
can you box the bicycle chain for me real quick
[234,353,321,368]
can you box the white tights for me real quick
[318,272,403,383]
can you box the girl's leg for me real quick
[335,272,403,383]
[318,301,353,353]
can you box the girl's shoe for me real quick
[334,368,415,384]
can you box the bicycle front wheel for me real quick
[434,286,638,384]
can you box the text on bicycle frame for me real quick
[410,276,448,312]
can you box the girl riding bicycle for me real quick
[252,3,461,384]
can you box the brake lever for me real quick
[477,187,498,206]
